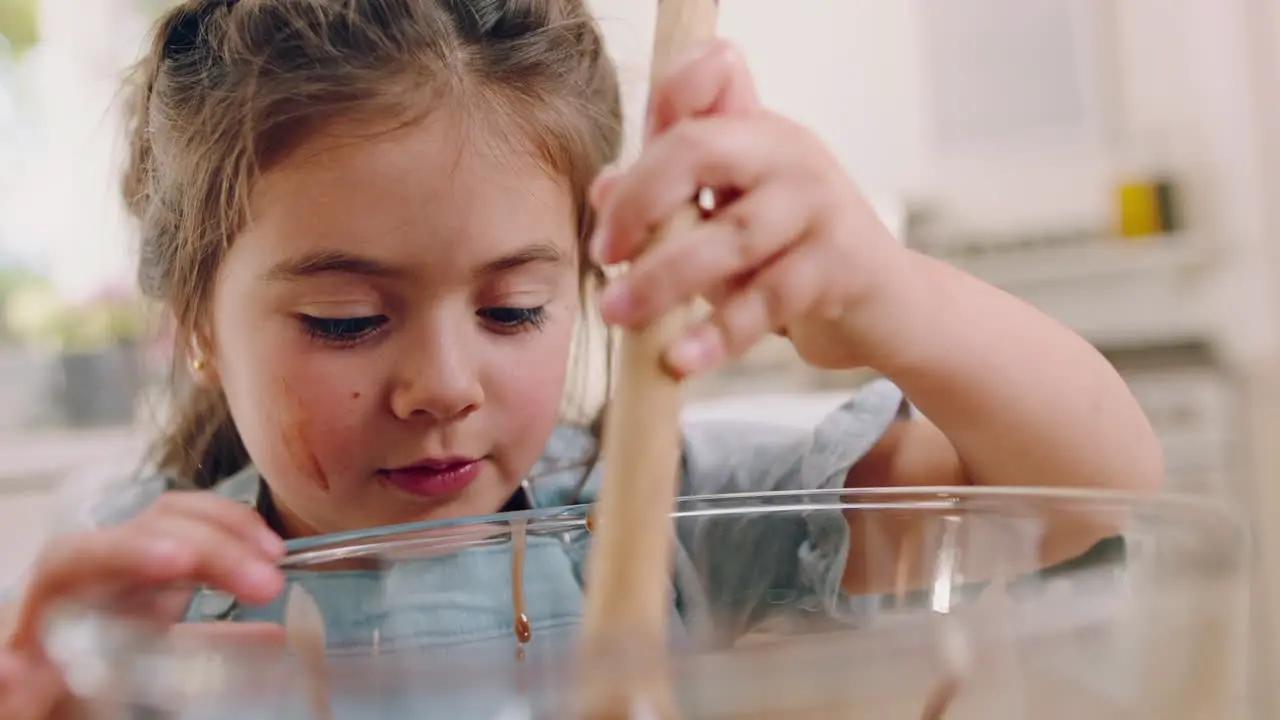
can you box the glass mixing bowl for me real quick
[43,487,1248,719]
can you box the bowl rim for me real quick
[280,486,1243,568]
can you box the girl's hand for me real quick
[0,493,286,719]
[591,40,916,375]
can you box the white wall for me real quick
[588,0,1227,228]
[590,0,923,196]
[3,0,151,300]
[592,0,1279,361]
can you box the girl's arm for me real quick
[590,40,1161,596]
[841,252,1163,594]
[855,251,1163,498]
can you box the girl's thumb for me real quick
[0,650,73,720]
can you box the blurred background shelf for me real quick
[924,236,1219,350]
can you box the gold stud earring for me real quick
[192,357,206,372]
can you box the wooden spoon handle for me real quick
[652,0,721,76]
[580,0,721,649]
[575,3,720,717]
[575,2,720,718]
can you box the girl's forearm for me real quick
[869,252,1164,495]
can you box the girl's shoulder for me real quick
[679,377,905,465]
[529,378,907,507]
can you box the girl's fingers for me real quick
[0,650,69,720]
[1,493,291,712]
[169,621,287,648]
[119,583,209,624]
[10,520,283,649]
[139,514,284,606]
[599,181,812,328]
[144,492,285,559]
[11,528,198,648]
[0,626,285,720]
[665,243,824,377]
[595,114,800,265]
[589,169,619,213]
[645,39,761,141]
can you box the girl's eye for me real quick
[477,306,548,332]
[298,315,388,346]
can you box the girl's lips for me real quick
[380,460,481,498]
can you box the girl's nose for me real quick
[389,331,484,422]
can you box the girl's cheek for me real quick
[499,333,573,433]
[277,376,331,492]
[273,375,369,494]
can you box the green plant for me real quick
[55,294,149,353]
[0,0,180,58]
[0,0,37,57]
[0,265,51,342]
[4,285,150,352]
[0,264,38,299]
[136,0,179,20]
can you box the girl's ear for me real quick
[187,324,219,387]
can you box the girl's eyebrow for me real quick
[261,250,404,283]
[473,243,566,277]
[261,243,567,283]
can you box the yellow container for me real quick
[1117,181,1162,238]
[1116,177,1180,239]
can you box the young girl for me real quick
[0,0,1161,715]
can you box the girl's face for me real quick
[205,111,580,537]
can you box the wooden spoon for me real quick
[576,0,720,716]
[285,584,332,720]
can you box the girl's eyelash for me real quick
[297,308,545,347]
[477,306,548,332]
[298,315,388,346]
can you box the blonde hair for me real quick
[123,0,622,487]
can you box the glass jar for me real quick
[43,487,1247,718]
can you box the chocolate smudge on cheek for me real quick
[279,377,330,492]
